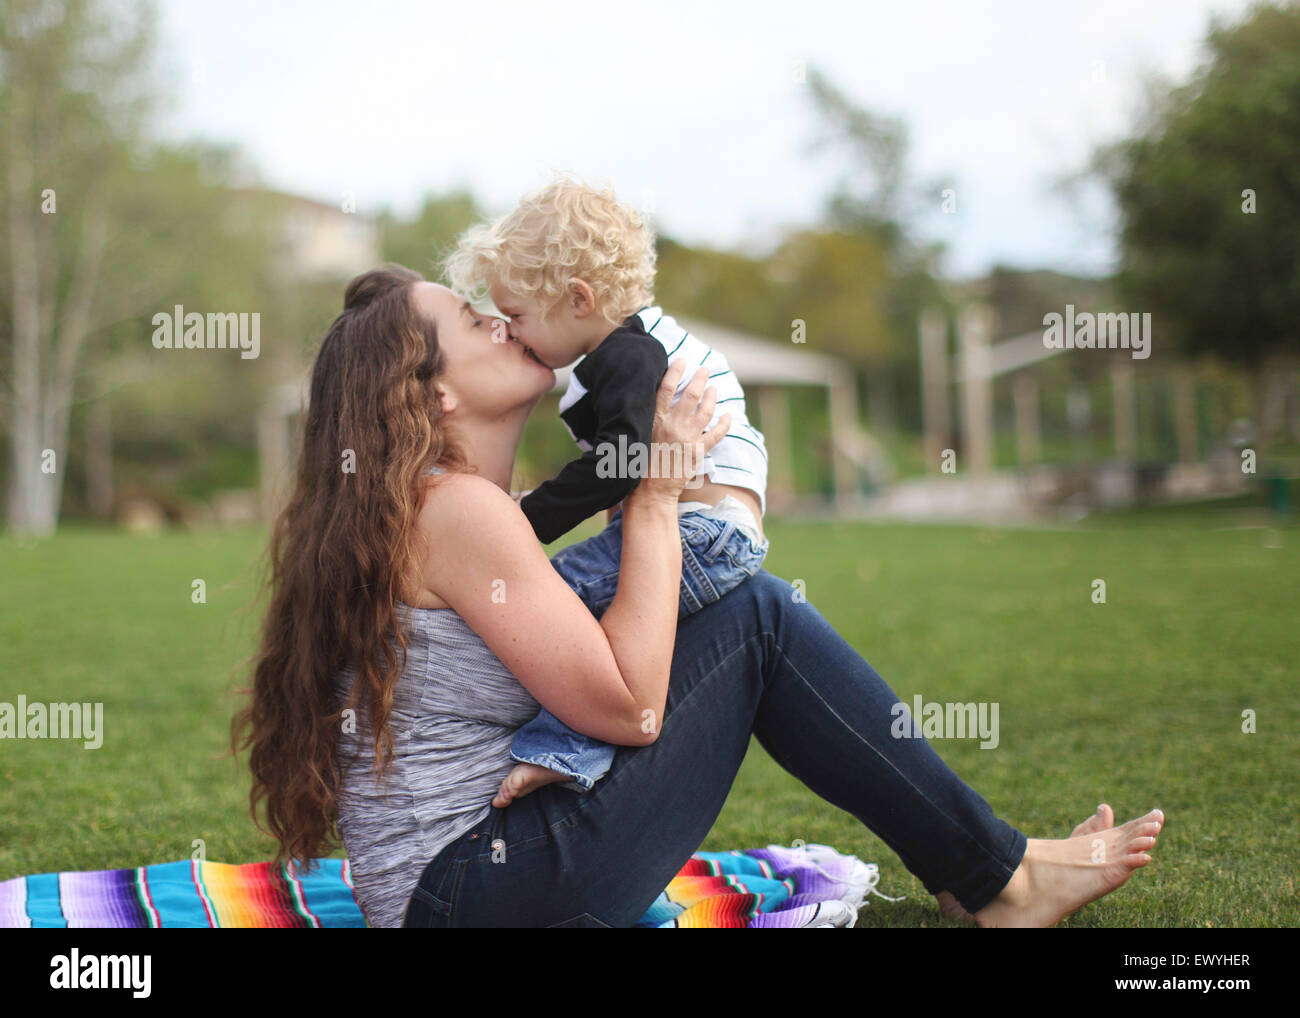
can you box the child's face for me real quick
[487,280,596,370]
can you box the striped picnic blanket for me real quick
[636,844,898,927]
[0,844,897,928]
[0,859,362,929]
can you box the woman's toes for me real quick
[1071,803,1116,838]
[1111,810,1165,840]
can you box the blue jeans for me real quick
[509,503,770,790]
[402,569,1027,927]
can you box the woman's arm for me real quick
[417,362,728,747]
[589,479,681,738]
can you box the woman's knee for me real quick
[738,569,801,624]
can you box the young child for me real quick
[445,176,770,807]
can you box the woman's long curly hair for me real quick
[230,264,466,870]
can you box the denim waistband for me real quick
[677,494,763,546]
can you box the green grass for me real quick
[1,511,1296,927]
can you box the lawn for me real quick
[1,508,1296,927]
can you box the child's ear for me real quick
[567,279,597,317]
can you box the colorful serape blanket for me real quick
[635,844,900,928]
[0,859,363,929]
[0,844,899,928]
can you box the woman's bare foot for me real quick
[934,891,972,922]
[1070,803,1115,838]
[492,762,570,808]
[936,805,1120,923]
[974,808,1165,928]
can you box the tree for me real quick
[378,190,483,282]
[802,67,950,432]
[767,229,892,362]
[1095,1,1300,440]
[1,0,156,534]
[653,237,780,335]
[1,0,271,533]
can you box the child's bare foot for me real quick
[937,805,1120,923]
[493,763,570,808]
[975,808,1165,928]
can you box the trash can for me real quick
[1263,473,1292,516]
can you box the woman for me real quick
[231,264,1164,928]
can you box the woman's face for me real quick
[411,282,555,417]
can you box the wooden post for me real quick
[919,308,949,471]
[1172,363,1198,464]
[828,376,861,507]
[959,304,994,476]
[1013,374,1041,465]
[1067,383,1092,462]
[1112,360,1136,464]
[757,385,794,512]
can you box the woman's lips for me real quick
[513,339,547,367]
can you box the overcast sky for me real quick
[154,0,1259,280]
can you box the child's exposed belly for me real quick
[679,480,764,543]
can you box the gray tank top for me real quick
[334,466,541,927]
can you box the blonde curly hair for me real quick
[444,175,656,325]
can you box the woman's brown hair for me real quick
[230,263,465,870]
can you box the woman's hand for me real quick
[633,360,732,505]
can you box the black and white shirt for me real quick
[520,306,768,544]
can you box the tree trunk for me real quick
[6,83,55,536]
[5,70,110,536]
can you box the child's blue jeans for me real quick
[509,499,769,790]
